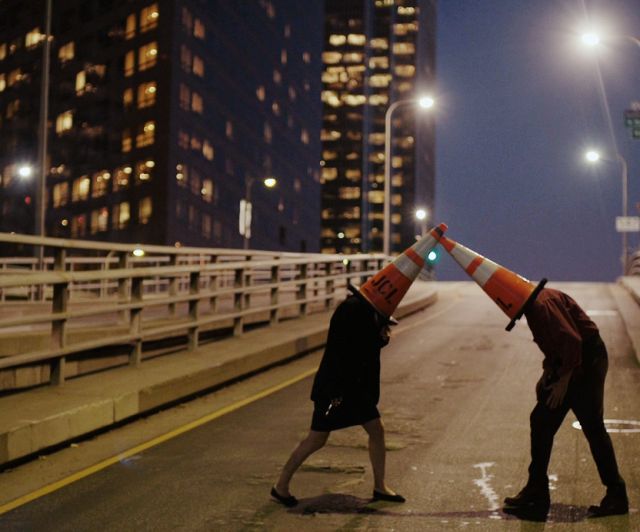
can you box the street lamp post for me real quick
[585,150,629,274]
[383,96,434,256]
[240,176,277,249]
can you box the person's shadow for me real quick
[287,494,633,530]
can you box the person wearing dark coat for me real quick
[271,293,405,507]
[503,288,628,518]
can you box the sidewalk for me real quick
[0,282,438,467]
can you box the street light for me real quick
[415,207,428,238]
[18,165,34,179]
[384,95,435,256]
[584,149,629,273]
[580,30,640,49]
[240,176,278,249]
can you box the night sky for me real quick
[434,0,640,282]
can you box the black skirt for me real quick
[310,398,380,432]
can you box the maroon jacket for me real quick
[524,288,599,378]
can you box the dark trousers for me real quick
[527,335,624,490]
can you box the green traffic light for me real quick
[426,249,439,263]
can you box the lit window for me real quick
[52,182,69,207]
[139,197,152,224]
[191,92,203,114]
[55,110,73,134]
[190,135,202,151]
[264,122,272,143]
[256,85,265,101]
[342,94,366,106]
[202,214,212,238]
[343,52,363,63]
[136,161,153,182]
[125,14,136,39]
[72,176,90,201]
[0,74,5,93]
[201,179,213,202]
[321,167,337,181]
[339,187,360,199]
[369,94,388,106]
[272,101,280,116]
[137,81,156,108]
[273,69,281,84]
[391,194,402,206]
[192,55,204,77]
[75,70,86,94]
[281,49,287,65]
[113,202,130,229]
[320,129,341,141]
[8,69,22,86]
[193,18,205,39]
[123,88,134,108]
[395,64,415,77]
[322,51,342,64]
[368,133,385,146]
[0,43,6,60]
[398,6,416,15]
[345,169,361,181]
[225,121,234,139]
[370,38,388,49]
[113,167,131,190]
[124,50,135,76]
[300,129,309,144]
[368,190,384,204]
[347,34,366,46]
[329,34,346,46]
[302,51,311,63]
[182,7,193,33]
[393,42,415,55]
[202,140,214,160]
[140,4,159,32]
[369,74,391,87]
[179,83,190,110]
[175,163,188,186]
[369,56,388,69]
[122,129,132,152]
[91,170,110,197]
[321,90,341,108]
[138,42,158,71]
[58,42,74,61]
[178,131,189,150]
[25,28,43,49]
[180,45,191,72]
[90,207,109,234]
[136,120,155,147]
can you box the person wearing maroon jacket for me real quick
[503,288,628,518]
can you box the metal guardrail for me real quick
[0,232,387,388]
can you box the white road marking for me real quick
[473,462,501,515]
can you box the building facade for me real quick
[0,0,322,252]
[320,0,436,254]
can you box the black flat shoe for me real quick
[372,489,406,503]
[270,486,298,507]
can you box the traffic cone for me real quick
[349,223,448,320]
[439,235,547,331]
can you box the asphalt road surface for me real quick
[0,282,638,531]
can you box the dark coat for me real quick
[310,295,385,406]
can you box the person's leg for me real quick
[275,430,329,496]
[571,345,627,516]
[362,417,388,493]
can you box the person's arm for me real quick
[544,329,581,409]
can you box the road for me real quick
[0,282,638,531]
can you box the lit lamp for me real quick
[584,149,629,273]
[415,207,428,237]
[384,95,435,256]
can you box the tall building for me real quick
[320,0,436,254]
[0,0,322,252]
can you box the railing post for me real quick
[50,248,68,385]
[325,261,334,310]
[243,255,252,310]
[188,271,200,350]
[129,276,143,366]
[168,254,178,317]
[297,263,308,316]
[233,267,244,336]
[209,255,218,313]
[270,264,280,324]
[118,251,130,323]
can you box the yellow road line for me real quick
[0,367,317,516]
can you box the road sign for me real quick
[624,108,640,139]
[616,216,640,232]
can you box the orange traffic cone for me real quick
[439,235,547,331]
[349,223,448,320]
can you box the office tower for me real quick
[0,0,322,252]
[320,0,436,254]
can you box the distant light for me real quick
[415,208,427,221]
[427,250,438,263]
[145,160,155,168]
[585,150,601,163]
[263,177,277,188]
[132,248,145,257]
[418,96,435,109]
[581,32,601,47]
[342,258,350,265]
[18,165,33,178]
[61,219,68,226]
[337,232,345,239]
